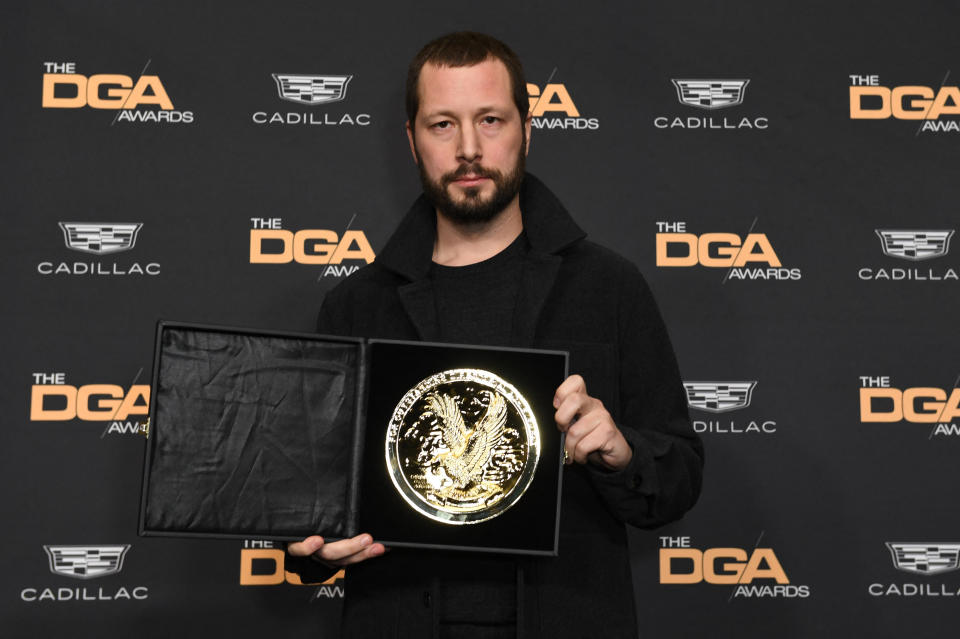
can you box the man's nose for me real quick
[456,124,481,163]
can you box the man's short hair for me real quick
[406,31,529,128]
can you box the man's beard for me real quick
[416,143,525,226]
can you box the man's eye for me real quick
[432,121,451,129]
[482,116,500,125]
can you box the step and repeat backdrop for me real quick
[2,1,958,637]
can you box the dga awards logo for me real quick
[849,74,960,133]
[655,221,801,281]
[21,545,149,602]
[38,222,160,276]
[858,375,960,437]
[240,540,344,599]
[249,217,375,278]
[526,76,599,131]
[684,381,776,435]
[869,542,960,596]
[654,79,769,130]
[30,372,150,436]
[859,229,957,281]
[658,535,810,598]
[41,61,194,123]
[252,73,371,126]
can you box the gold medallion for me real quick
[385,368,540,525]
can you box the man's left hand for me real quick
[553,374,633,471]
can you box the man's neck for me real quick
[432,195,523,266]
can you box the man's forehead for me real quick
[417,58,514,115]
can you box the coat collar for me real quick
[376,173,586,282]
[380,174,585,344]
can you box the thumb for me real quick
[288,535,325,557]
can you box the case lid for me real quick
[140,322,364,540]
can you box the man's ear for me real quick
[405,121,418,164]
[523,113,532,156]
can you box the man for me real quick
[287,31,703,639]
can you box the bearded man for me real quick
[287,31,703,639]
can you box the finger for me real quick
[564,414,594,462]
[563,429,577,463]
[566,411,605,464]
[556,392,604,430]
[553,375,586,408]
[287,535,324,557]
[555,392,592,431]
[317,533,376,562]
[573,425,612,465]
[331,542,386,566]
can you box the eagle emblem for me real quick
[421,391,509,502]
[386,369,540,525]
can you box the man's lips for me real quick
[450,176,489,187]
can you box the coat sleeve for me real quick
[585,262,704,528]
[283,552,342,584]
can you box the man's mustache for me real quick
[441,164,503,185]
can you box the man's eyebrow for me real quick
[421,105,512,119]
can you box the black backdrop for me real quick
[3,1,960,636]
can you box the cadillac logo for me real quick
[385,369,540,525]
[271,74,352,105]
[672,79,750,109]
[886,543,960,575]
[683,381,757,413]
[44,545,130,579]
[876,230,954,261]
[59,223,142,255]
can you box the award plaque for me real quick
[139,322,567,555]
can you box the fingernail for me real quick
[360,535,372,546]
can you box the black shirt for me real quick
[427,231,530,637]
[430,231,529,346]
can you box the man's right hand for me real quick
[287,533,385,567]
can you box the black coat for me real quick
[290,174,703,639]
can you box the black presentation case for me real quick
[138,321,568,556]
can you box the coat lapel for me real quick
[511,252,562,346]
[376,174,585,346]
[397,279,441,340]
